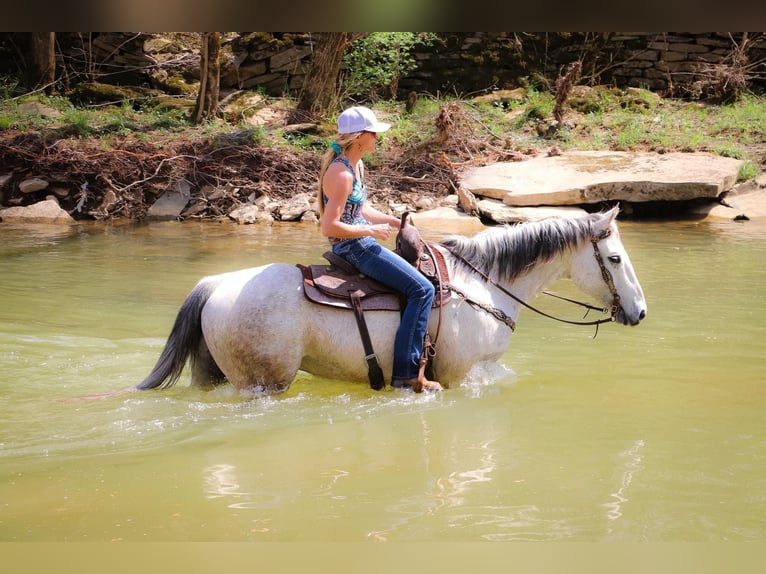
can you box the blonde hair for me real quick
[317,131,363,216]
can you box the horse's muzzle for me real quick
[617,306,646,326]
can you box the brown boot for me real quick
[416,378,443,393]
[390,335,442,392]
[391,377,443,393]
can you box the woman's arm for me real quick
[361,202,401,229]
[320,165,392,241]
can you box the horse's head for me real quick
[570,206,647,326]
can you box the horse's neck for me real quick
[449,250,571,313]
[511,251,571,298]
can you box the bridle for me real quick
[440,227,621,336]
[589,228,621,321]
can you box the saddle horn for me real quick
[395,211,424,266]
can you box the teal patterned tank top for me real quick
[323,157,368,244]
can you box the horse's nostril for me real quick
[639,309,646,320]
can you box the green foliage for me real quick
[524,88,554,120]
[710,94,766,143]
[378,97,436,149]
[737,161,758,182]
[342,33,439,101]
[60,108,97,137]
[0,91,193,138]
[0,74,23,99]
[282,129,325,152]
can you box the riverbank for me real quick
[1,87,765,226]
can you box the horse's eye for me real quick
[608,254,622,264]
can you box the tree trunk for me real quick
[30,32,55,94]
[193,32,221,124]
[295,32,353,120]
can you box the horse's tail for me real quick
[136,276,223,391]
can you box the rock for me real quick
[456,184,479,216]
[439,194,460,208]
[477,198,587,224]
[459,151,743,206]
[725,172,766,199]
[410,206,486,235]
[723,188,766,220]
[471,88,527,107]
[17,101,62,119]
[0,198,76,224]
[282,122,319,134]
[19,177,50,194]
[685,173,766,221]
[413,196,438,211]
[219,90,266,122]
[277,192,312,221]
[146,191,189,220]
[300,210,318,223]
[228,204,274,224]
[49,186,71,198]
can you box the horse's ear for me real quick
[592,204,620,236]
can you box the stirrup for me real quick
[391,377,442,393]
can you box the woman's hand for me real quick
[367,223,393,241]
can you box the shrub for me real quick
[342,33,439,101]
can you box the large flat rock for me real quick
[411,206,486,235]
[460,151,743,206]
[477,199,587,224]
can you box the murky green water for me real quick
[1,218,764,543]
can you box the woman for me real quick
[318,106,441,392]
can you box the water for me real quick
[1,218,765,544]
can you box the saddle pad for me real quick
[299,264,402,311]
[310,264,393,299]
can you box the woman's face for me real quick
[358,131,379,154]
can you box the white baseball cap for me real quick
[337,106,391,134]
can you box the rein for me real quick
[440,229,620,335]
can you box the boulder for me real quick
[19,177,50,194]
[688,174,766,221]
[146,191,189,220]
[277,192,312,221]
[459,151,743,206]
[0,198,76,224]
[228,204,274,225]
[477,199,587,224]
[411,206,486,235]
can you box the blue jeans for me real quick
[332,236,435,382]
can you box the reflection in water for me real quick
[604,439,646,528]
[203,463,281,510]
[452,506,575,542]
[314,468,351,500]
[204,463,241,499]
[367,414,501,541]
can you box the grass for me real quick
[0,84,764,176]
